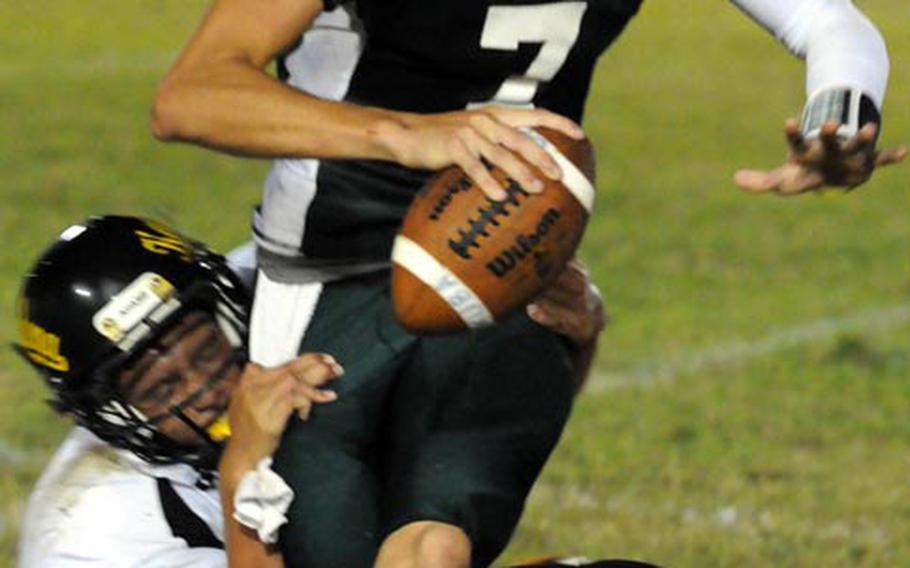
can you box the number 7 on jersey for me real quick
[474,2,588,107]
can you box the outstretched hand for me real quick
[733,118,907,195]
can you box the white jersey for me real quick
[18,427,226,568]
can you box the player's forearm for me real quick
[730,0,889,106]
[152,62,409,161]
[219,453,285,568]
[802,2,888,107]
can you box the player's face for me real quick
[117,311,242,445]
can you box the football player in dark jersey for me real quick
[151,1,903,566]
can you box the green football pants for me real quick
[271,271,576,567]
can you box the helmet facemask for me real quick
[15,216,251,472]
[85,280,247,470]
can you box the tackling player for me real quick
[16,216,608,567]
[16,216,341,567]
[150,0,905,566]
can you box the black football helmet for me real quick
[14,215,249,469]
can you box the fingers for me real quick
[740,115,905,195]
[289,354,341,420]
[244,354,342,423]
[527,258,607,345]
[526,301,565,332]
[287,353,344,386]
[257,370,337,424]
[293,378,338,404]
[875,145,908,167]
[454,112,569,200]
[818,120,843,158]
[493,106,585,140]
[295,398,312,422]
[250,366,338,423]
[401,107,584,201]
[293,383,336,420]
[784,118,808,156]
[449,134,508,200]
[536,265,588,306]
[457,125,543,198]
[527,291,605,345]
[733,166,825,195]
[469,112,561,180]
[457,107,585,200]
[494,124,562,181]
[527,294,583,339]
[733,168,784,193]
[841,123,878,155]
[484,108,580,180]
[233,371,296,433]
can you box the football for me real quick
[391,127,596,334]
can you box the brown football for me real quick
[391,127,596,334]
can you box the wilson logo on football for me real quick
[485,207,562,279]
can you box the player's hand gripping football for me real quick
[221,354,342,470]
[387,106,585,200]
[526,259,607,346]
[733,119,907,194]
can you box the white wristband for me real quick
[800,87,881,142]
[232,457,294,544]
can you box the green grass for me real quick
[1,1,908,566]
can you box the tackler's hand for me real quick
[526,259,607,346]
[733,118,906,195]
[223,354,342,469]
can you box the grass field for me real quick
[1,1,908,566]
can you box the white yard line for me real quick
[589,302,910,392]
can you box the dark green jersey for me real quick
[253,0,642,263]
